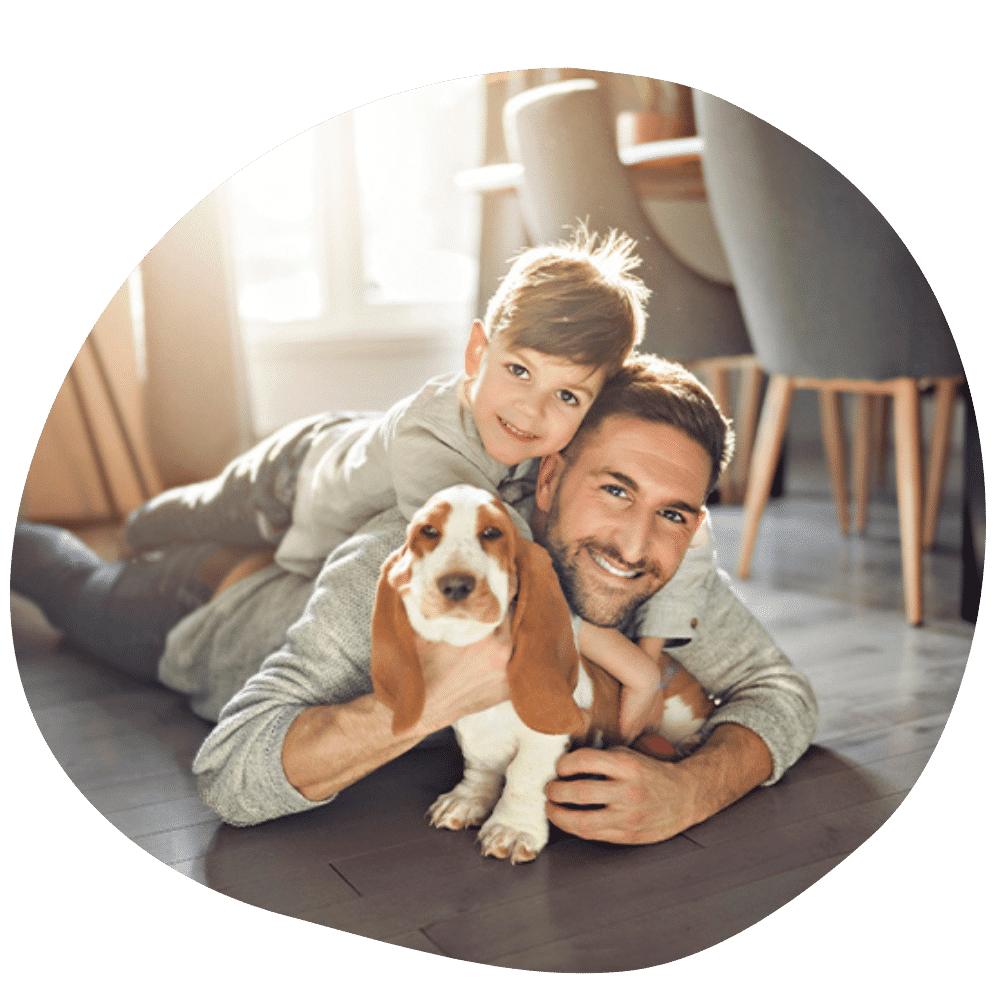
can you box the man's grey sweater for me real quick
[159,507,818,827]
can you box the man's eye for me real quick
[658,509,685,524]
[420,524,440,538]
[557,389,580,405]
[601,484,628,499]
[507,363,529,379]
[480,526,503,540]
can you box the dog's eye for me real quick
[420,524,440,538]
[480,526,503,540]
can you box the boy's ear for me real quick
[535,452,565,514]
[464,320,488,377]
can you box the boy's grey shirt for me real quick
[160,506,819,828]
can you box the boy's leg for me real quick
[124,412,363,552]
[12,521,258,680]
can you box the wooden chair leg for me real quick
[873,395,890,489]
[702,362,735,503]
[818,388,850,536]
[738,374,794,578]
[731,361,765,504]
[852,393,874,534]
[892,378,924,625]
[922,377,962,549]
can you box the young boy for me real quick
[124,228,720,744]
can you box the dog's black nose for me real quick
[438,572,476,603]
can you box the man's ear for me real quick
[535,452,565,514]
[464,320,488,378]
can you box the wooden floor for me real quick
[8,440,976,974]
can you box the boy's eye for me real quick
[507,363,529,379]
[556,389,580,406]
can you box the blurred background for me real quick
[17,67,978,633]
[18,69,737,518]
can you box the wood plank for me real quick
[220,863,359,916]
[297,834,700,944]
[682,761,906,849]
[820,713,949,765]
[103,795,221,840]
[386,930,448,956]
[423,794,903,967]
[491,853,850,972]
[133,819,223,866]
[83,769,201,815]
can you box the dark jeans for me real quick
[14,411,371,678]
[11,522,258,680]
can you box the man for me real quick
[12,356,817,841]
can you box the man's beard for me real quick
[541,481,664,629]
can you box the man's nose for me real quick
[612,515,650,565]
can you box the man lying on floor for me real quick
[11,356,817,843]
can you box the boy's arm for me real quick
[577,622,667,743]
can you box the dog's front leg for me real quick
[478,724,570,864]
[428,706,518,831]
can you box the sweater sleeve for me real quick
[666,568,819,785]
[192,508,408,826]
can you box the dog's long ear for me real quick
[507,536,585,735]
[370,548,425,734]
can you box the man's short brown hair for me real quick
[483,225,649,376]
[562,353,735,499]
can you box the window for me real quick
[225,76,485,346]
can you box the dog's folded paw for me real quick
[427,790,494,830]
[477,820,545,864]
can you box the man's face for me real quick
[535,414,711,628]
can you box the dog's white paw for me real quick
[477,819,546,864]
[428,789,496,830]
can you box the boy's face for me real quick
[463,322,607,466]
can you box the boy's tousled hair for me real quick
[562,352,735,499]
[483,224,649,375]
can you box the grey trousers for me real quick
[125,412,372,553]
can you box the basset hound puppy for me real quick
[370,484,715,864]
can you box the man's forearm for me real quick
[282,623,515,803]
[671,722,773,830]
[282,695,431,802]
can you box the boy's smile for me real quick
[463,322,606,466]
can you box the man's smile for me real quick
[587,547,643,580]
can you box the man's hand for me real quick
[544,723,773,844]
[414,614,513,732]
[283,618,514,803]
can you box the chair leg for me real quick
[873,395,890,489]
[737,374,794,579]
[817,388,851,536]
[702,362,735,502]
[852,393,874,534]
[731,361,765,504]
[892,378,924,625]
[922,377,962,549]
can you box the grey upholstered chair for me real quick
[694,91,965,625]
[503,78,761,502]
